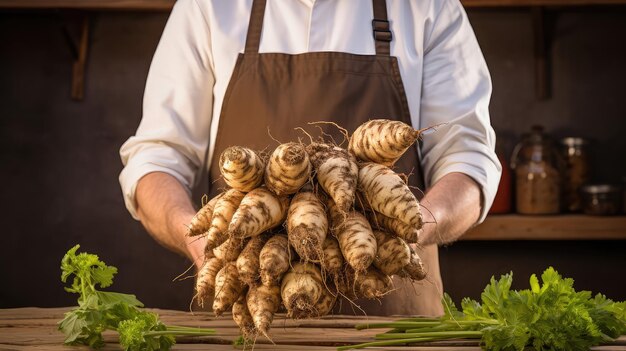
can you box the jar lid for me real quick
[580,184,621,194]
[561,137,589,147]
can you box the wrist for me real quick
[185,236,207,269]
[169,210,205,265]
[419,203,439,246]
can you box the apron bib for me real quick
[209,0,443,316]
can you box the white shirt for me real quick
[119,0,502,222]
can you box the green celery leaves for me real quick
[346,267,626,351]
[58,245,215,350]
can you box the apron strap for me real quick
[372,0,392,56]
[244,0,267,54]
[245,0,392,56]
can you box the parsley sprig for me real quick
[58,245,216,350]
[343,267,626,351]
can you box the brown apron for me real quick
[208,0,443,317]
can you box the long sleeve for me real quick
[119,0,215,219]
[419,0,501,223]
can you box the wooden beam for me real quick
[0,0,175,11]
[461,0,626,6]
[462,215,626,240]
[70,16,89,100]
[1,0,626,10]
[532,7,550,99]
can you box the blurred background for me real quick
[1,2,625,310]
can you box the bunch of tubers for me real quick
[188,119,428,340]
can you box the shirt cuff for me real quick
[119,161,192,220]
[428,151,502,224]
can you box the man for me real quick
[120,0,501,316]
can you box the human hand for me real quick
[415,172,482,246]
[181,213,208,270]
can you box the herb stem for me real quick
[374,330,483,340]
[144,330,215,337]
[337,336,440,350]
[355,319,498,331]
[355,321,440,330]
[166,326,216,333]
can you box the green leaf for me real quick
[441,293,464,320]
[461,298,484,320]
[480,272,513,319]
[482,322,530,351]
[96,291,144,308]
[529,274,540,294]
[118,313,175,351]
[58,308,107,348]
[104,302,142,328]
[233,335,246,346]
[588,294,626,339]
[60,245,81,283]
[60,244,118,297]
[80,294,100,309]
[58,311,89,344]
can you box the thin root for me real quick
[294,127,314,144]
[415,122,448,139]
[314,125,338,146]
[266,127,282,145]
[308,121,350,146]
[173,260,200,282]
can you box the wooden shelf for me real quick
[1,0,625,11]
[462,215,626,240]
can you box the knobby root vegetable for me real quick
[281,262,324,318]
[306,143,358,213]
[219,146,265,192]
[358,162,421,228]
[195,257,223,307]
[325,195,344,225]
[354,191,372,212]
[205,189,245,249]
[401,245,427,281]
[229,187,289,239]
[212,236,245,263]
[187,193,222,237]
[320,236,344,277]
[373,230,411,276]
[213,262,245,316]
[348,119,423,166]
[236,234,269,286]
[247,284,281,339]
[312,285,337,317]
[265,142,311,196]
[336,268,359,300]
[371,211,421,243]
[333,211,376,273]
[259,234,291,286]
[287,190,328,262]
[356,267,393,299]
[232,294,255,340]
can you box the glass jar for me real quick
[580,184,622,216]
[511,126,561,215]
[560,137,590,212]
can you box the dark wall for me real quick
[0,12,191,309]
[1,7,625,310]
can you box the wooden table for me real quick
[1,307,625,350]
